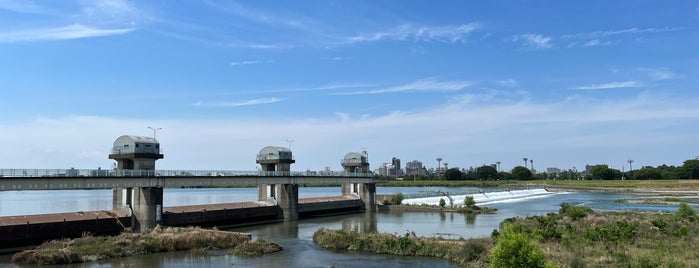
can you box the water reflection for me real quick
[465,213,476,225]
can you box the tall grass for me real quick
[313,229,492,267]
[12,226,280,265]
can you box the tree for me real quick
[680,159,699,179]
[475,165,498,180]
[633,167,663,180]
[498,171,513,180]
[590,165,621,180]
[443,168,463,181]
[511,166,532,180]
[438,198,446,208]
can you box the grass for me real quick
[312,229,492,267]
[314,203,699,267]
[12,226,282,265]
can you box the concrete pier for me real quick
[276,184,299,220]
[112,187,133,210]
[359,183,377,212]
[131,187,163,231]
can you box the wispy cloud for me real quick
[564,27,685,39]
[511,33,552,49]
[584,39,612,47]
[348,23,480,44]
[0,0,47,14]
[494,79,519,88]
[6,93,699,171]
[322,56,350,61]
[247,43,296,50]
[192,98,283,107]
[636,68,677,81]
[0,24,133,42]
[336,79,472,95]
[576,81,641,90]
[229,59,275,67]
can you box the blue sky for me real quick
[1,0,698,172]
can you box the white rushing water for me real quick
[401,188,559,206]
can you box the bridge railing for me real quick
[0,168,374,178]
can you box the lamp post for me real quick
[285,139,294,149]
[148,126,162,139]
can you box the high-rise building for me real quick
[405,160,424,175]
[391,157,402,176]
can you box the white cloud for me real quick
[565,27,685,39]
[576,81,641,90]
[0,24,132,42]
[0,0,46,14]
[584,39,612,47]
[511,34,552,49]
[336,79,472,95]
[3,93,699,172]
[636,68,677,81]
[230,59,275,67]
[192,98,282,107]
[348,23,480,44]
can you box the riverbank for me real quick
[11,226,282,265]
[381,179,699,192]
[379,204,496,214]
[314,202,699,267]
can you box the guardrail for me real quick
[0,169,374,178]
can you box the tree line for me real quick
[377,159,699,181]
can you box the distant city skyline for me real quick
[1,1,698,171]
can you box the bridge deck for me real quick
[0,175,374,191]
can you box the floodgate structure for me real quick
[0,135,375,247]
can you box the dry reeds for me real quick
[12,226,280,265]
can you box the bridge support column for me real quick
[112,188,133,210]
[358,183,376,212]
[258,184,276,203]
[276,184,298,220]
[131,187,163,232]
[341,183,358,196]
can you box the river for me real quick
[0,187,692,267]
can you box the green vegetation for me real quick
[12,227,281,265]
[313,228,492,267]
[499,203,699,267]
[314,203,699,267]
[464,196,476,208]
[382,193,404,205]
[381,178,690,189]
[439,198,447,208]
[378,158,699,182]
[489,224,551,268]
[231,239,284,256]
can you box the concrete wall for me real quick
[0,211,130,248]
[163,206,279,227]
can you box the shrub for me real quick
[674,203,697,221]
[231,239,283,256]
[489,224,549,268]
[534,214,562,240]
[383,193,404,205]
[439,198,446,208]
[464,196,476,208]
[559,202,592,220]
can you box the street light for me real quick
[285,139,294,149]
[148,126,162,139]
